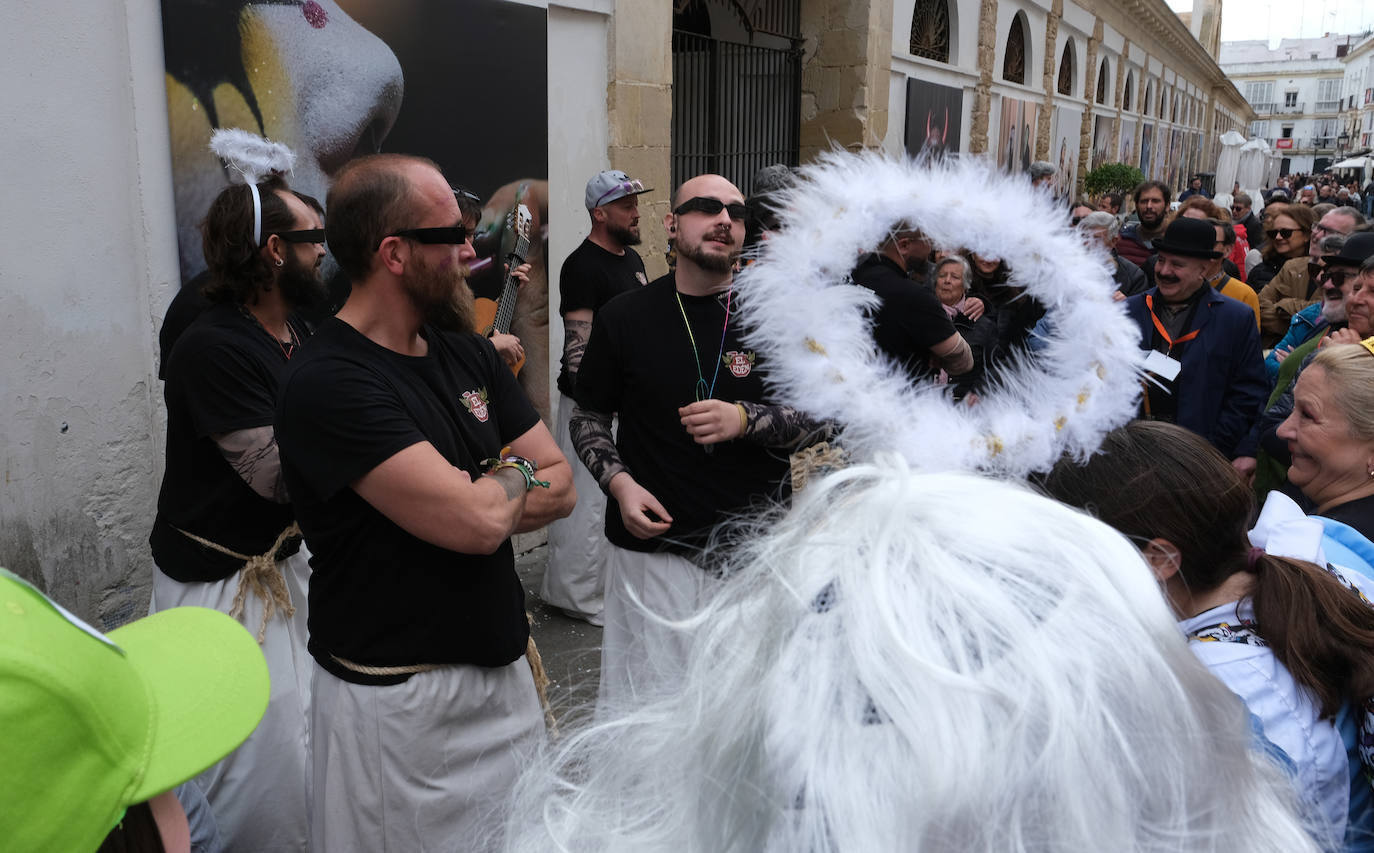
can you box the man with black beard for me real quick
[1116,180,1172,266]
[273,154,574,853]
[571,173,825,708]
[544,170,652,625]
[1124,217,1266,461]
[148,175,326,852]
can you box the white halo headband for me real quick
[208,128,297,246]
[737,151,1145,478]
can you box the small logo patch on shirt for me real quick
[635,271,648,286]
[722,350,756,378]
[461,388,490,423]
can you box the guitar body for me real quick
[474,297,526,374]
[472,201,533,376]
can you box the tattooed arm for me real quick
[561,309,593,382]
[736,402,834,449]
[570,404,672,539]
[213,426,289,503]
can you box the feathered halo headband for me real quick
[208,128,297,247]
[737,151,1145,478]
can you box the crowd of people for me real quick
[10,140,1374,853]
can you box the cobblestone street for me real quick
[515,544,604,725]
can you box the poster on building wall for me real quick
[1118,118,1138,168]
[1139,123,1154,178]
[904,79,963,159]
[1050,106,1081,199]
[997,97,1039,174]
[158,0,552,405]
[1167,129,1184,191]
[1091,115,1112,171]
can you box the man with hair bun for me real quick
[274,153,575,853]
[148,173,326,852]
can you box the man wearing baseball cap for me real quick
[1125,216,1266,462]
[544,170,652,625]
[0,568,268,851]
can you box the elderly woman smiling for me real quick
[1277,338,1374,567]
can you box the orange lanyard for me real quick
[1145,294,1200,354]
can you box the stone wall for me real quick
[799,0,894,161]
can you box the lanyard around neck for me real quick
[674,285,733,402]
[1145,293,1200,353]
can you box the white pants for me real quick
[597,546,720,711]
[542,396,611,624]
[151,547,313,853]
[310,657,545,853]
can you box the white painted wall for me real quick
[0,0,179,627]
[547,2,612,417]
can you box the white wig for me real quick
[506,465,1316,853]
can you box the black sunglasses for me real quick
[1325,266,1353,288]
[1265,228,1300,241]
[380,225,471,249]
[673,196,748,221]
[274,228,326,244]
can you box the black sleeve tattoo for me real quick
[737,402,834,450]
[213,426,289,503]
[561,319,592,380]
[569,405,628,492]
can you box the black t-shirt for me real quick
[576,273,791,555]
[1323,494,1374,544]
[157,271,211,380]
[275,318,541,684]
[849,253,957,383]
[149,303,306,581]
[557,239,647,397]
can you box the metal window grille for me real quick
[1003,19,1026,83]
[671,30,801,194]
[1058,42,1074,95]
[909,0,950,63]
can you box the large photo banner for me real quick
[159,0,553,408]
[1139,123,1154,179]
[905,79,963,159]
[998,96,1040,174]
[1117,118,1137,169]
[1091,115,1112,171]
[1050,106,1081,199]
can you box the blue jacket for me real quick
[1126,286,1268,458]
[1265,302,1328,381]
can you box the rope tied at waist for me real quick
[174,522,300,644]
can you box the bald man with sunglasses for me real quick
[570,173,826,709]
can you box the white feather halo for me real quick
[208,128,296,184]
[737,150,1145,477]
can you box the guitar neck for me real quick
[490,233,531,335]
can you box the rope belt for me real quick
[174,523,300,644]
[330,618,556,734]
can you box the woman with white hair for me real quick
[505,467,1317,853]
[1078,210,1148,297]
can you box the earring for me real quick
[275,258,284,267]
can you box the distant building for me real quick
[1221,33,1372,175]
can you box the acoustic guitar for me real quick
[472,201,533,375]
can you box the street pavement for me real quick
[515,544,604,726]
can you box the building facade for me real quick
[881,0,1252,196]
[1222,34,1370,175]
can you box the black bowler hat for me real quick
[1326,232,1374,267]
[1152,217,1222,259]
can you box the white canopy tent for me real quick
[1238,138,1268,198]
[1333,156,1372,169]
[1215,130,1246,195]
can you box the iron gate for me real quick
[671,30,801,195]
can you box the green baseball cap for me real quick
[0,569,269,851]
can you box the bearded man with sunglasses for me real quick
[571,173,825,710]
[1259,206,1364,345]
[273,154,574,853]
[149,175,326,852]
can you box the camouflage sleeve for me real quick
[569,404,628,492]
[737,402,833,449]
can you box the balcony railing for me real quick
[1278,101,1305,113]
[1251,102,1276,114]
[1315,100,1341,113]
[1268,137,1339,151]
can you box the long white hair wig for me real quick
[506,464,1316,852]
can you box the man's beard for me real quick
[608,222,642,247]
[277,253,328,310]
[676,231,736,274]
[405,250,476,332]
[1138,209,1165,229]
[1321,295,1348,324]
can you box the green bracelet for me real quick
[481,455,550,491]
